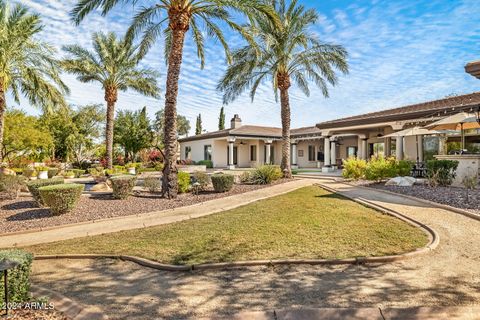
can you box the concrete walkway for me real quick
[0,179,316,248]
[30,179,480,319]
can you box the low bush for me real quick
[0,174,26,200]
[197,160,213,168]
[249,165,282,185]
[110,175,137,199]
[396,160,414,176]
[72,169,85,178]
[0,250,33,303]
[11,168,23,175]
[38,183,84,215]
[342,157,368,180]
[144,176,161,193]
[47,168,59,179]
[138,167,157,173]
[22,168,36,178]
[211,173,234,192]
[426,160,459,186]
[191,171,210,191]
[239,171,252,184]
[27,178,64,206]
[178,172,191,193]
[364,156,398,182]
[62,171,75,178]
[154,162,164,171]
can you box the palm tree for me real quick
[0,1,68,162]
[70,0,277,199]
[62,32,160,169]
[218,0,349,178]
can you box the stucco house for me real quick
[178,92,480,171]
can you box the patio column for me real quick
[361,139,368,160]
[291,140,298,169]
[438,135,447,155]
[330,139,337,168]
[322,136,332,172]
[385,137,392,157]
[265,139,272,165]
[227,137,236,169]
[395,136,404,160]
[417,135,424,163]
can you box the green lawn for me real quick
[24,186,428,265]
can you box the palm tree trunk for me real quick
[162,24,188,199]
[278,74,292,178]
[0,79,6,164]
[105,86,118,169]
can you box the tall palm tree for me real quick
[0,1,68,163]
[62,32,160,169]
[218,0,349,178]
[70,0,277,199]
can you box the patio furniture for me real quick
[411,162,427,178]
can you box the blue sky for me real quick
[11,0,480,134]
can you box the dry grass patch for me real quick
[24,186,428,265]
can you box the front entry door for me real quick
[227,146,238,165]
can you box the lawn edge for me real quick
[33,183,439,271]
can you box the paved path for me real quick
[31,179,480,319]
[0,179,316,248]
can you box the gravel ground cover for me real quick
[0,180,290,234]
[370,183,480,215]
[2,308,67,320]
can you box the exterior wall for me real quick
[296,140,323,168]
[213,139,228,167]
[338,136,358,160]
[180,138,215,163]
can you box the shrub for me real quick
[342,157,368,180]
[11,168,23,175]
[178,171,191,193]
[191,171,210,191]
[0,250,33,303]
[364,156,398,181]
[154,162,164,171]
[63,171,75,178]
[239,171,252,184]
[0,174,26,200]
[110,175,137,199]
[211,173,234,192]
[36,166,49,172]
[396,160,414,176]
[27,178,64,206]
[47,168,59,178]
[22,168,36,178]
[138,167,157,173]
[72,169,85,178]
[38,183,84,215]
[144,176,161,193]
[426,160,459,186]
[250,165,282,185]
[197,160,213,168]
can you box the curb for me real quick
[351,183,480,222]
[31,285,108,320]
[33,184,439,271]
[1,179,313,243]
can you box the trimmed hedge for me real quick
[22,168,36,178]
[110,175,137,199]
[39,183,84,215]
[144,176,161,193]
[0,250,33,303]
[72,169,85,178]
[197,160,213,168]
[191,171,210,191]
[178,172,191,193]
[47,168,59,178]
[211,173,234,192]
[27,178,64,206]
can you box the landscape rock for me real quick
[385,176,416,187]
[90,182,112,192]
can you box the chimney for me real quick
[230,114,242,129]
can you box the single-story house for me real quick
[178,92,480,170]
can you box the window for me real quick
[347,146,357,158]
[298,149,304,157]
[308,145,316,161]
[185,146,192,159]
[204,145,212,161]
[250,145,257,161]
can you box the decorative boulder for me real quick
[385,176,416,187]
[1,168,16,176]
[90,182,112,192]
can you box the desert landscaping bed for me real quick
[0,180,290,234]
[1,308,67,320]
[369,183,480,215]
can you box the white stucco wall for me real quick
[180,138,215,163]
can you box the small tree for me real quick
[218,107,226,130]
[195,114,203,135]
[154,109,191,144]
[114,107,153,161]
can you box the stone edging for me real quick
[34,184,439,271]
[31,285,108,320]
[350,183,480,222]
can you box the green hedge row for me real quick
[27,178,64,206]
[39,184,84,215]
[0,250,33,303]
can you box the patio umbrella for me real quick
[425,112,480,149]
[384,127,442,163]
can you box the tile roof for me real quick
[316,92,480,129]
